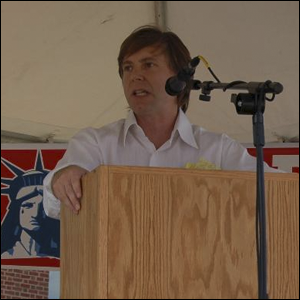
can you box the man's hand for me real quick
[52,165,88,214]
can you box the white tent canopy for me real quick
[1,1,299,143]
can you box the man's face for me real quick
[17,186,43,232]
[121,46,178,116]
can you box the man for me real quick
[43,25,278,220]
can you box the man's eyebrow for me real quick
[139,56,159,63]
[122,60,132,66]
[122,56,159,66]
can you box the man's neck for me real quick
[135,108,179,149]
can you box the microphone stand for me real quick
[192,79,283,299]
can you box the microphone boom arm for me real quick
[192,80,283,96]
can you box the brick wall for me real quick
[1,269,49,299]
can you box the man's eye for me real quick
[123,65,132,72]
[146,62,154,68]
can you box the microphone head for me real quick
[165,77,187,96]
[190,56,200,68]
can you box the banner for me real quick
[245,143,299,173]
[1,145,66,269]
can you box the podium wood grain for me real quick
[61,166,299,299]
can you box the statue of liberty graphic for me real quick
[1,151,60,258]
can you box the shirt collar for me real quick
[173,109,199,149]
[123,109,199,149]
[123,110,138,146]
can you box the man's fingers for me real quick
[71,177,82,199]
[55,186,78,214]
[51,165,88,214]
[64,183,81,212]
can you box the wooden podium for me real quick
[61,166,299,299]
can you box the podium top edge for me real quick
[90,165,298,181]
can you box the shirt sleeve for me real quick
[43,128,104,219]
[220,134,283,172]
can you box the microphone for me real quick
[165,56,200,96]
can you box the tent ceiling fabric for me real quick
[1,1,299,143]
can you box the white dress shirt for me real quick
[43,109,277,219]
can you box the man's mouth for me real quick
[132,89,150,96]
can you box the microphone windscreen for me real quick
[165,77,186,96]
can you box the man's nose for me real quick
[131,69,144,81]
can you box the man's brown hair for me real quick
[118,25,192,112]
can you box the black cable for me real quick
[208,67,221,83]
[197,55,221,83]
[265,93,275,101]
[223,81,247,91]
